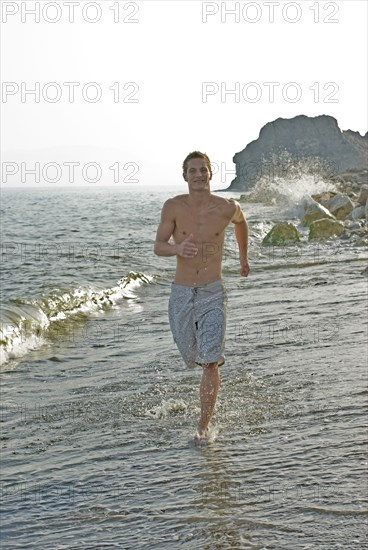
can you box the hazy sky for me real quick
[1,0,367,187]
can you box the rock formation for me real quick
[301,198,336,226]
[262,223,300,245]
[260,188,367,243]
[227,115,368,191]
[309,219,345,240]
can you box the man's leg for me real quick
[169,284,197,368]
[196,362,221,440]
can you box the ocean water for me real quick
[0,181,367,550]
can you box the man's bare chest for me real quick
[174,208,230,242]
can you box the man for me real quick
[154,151,249,444]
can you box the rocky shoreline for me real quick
[238,169,368,251]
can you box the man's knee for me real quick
[202,361,219,369]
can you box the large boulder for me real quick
[357,185,368,206]
[312,191,337,209]
[262,223,301,245]
[351,205,366,220]
[344,221,362,231]
[326,194,354,220]
[302,199,335,226]
[309,219,345,240]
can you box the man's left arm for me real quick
[230,200,250,277]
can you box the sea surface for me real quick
[1,178,367,549]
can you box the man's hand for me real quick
[176,233,198,258]
[240,260,250,277]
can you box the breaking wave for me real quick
[0,271,152,367]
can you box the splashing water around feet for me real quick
[194,424,220,447]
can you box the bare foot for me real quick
[194,429,209,446]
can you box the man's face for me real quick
[183,158,211,191]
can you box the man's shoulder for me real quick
[172,193,189,201]
[162,194,188,213]
[210,194,237,205]
[213,195,238,213]
[226,197,240,206]
[164,194,188,206]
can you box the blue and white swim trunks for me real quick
[168,279,227,368]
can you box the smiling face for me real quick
[183,157,212,192]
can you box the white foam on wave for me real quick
[0,272,152,367]
[0,304,50,366]
[0,329,47,366]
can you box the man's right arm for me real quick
[154,199,178,256]
[154,200,199,258]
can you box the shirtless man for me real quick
[154,151,249,444]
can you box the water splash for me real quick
[145,398,188,419]
[243,151,338,215]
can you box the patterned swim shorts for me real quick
[168,279,227,368]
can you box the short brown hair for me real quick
[182,151,212,178]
